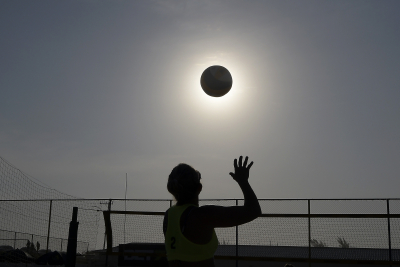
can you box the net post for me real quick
[66,207,79,267]
[236,199,239,267]
[308,199,311,267]
[105,199,113,267]
[46,200,53,253]
[104,199,112,250]
[387,199,392,266]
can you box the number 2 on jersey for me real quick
[171,237,176,249]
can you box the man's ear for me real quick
[198,183,203,193]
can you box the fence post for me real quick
[308,199,311,267]
[387,199,392,265]
[236,199,238,267]
[105,199,112,267]
[103,199,113,251]
[46,200,53,253]
[66,207,79,267]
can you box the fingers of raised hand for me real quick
[243,156,248,167]
[247,161,254,170]
[234,156,253,170]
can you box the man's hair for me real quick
[167,163,201,204]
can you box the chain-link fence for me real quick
[0,229,88,254]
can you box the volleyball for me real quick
[200,65,232,97]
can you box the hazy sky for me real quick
[1,0,399,200]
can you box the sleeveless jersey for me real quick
[165,204,218,262]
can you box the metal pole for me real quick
[387,199,392,266]
[236,199,238,267]
[66,207,79,267]
[61,239,63,252]
[103,199,111,252]
[124,174,127,245]
[105,199,112,267]
[308,199,311,267]
[46,200,53,253]
[14,232,16,249]
[103,199,112,251]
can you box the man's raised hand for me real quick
[229,156,253,184]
